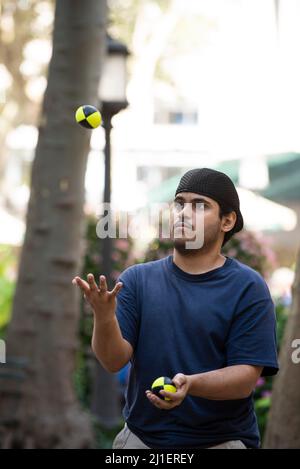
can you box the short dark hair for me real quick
[218,203,237,247]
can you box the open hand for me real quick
[72,273,123,321]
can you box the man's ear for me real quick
[222,211,237,233]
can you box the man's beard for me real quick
[173,238,196,256]
[171,226,220,256]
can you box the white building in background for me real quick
[88,0,299,224]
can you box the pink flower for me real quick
[115,239,129,251]
[111,251,121,261]
[256,377,265,387]
[261,390,272,399]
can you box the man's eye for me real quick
[194,203,206,209]
[174,202,184,211]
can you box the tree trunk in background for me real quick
[264,247,300,448]
[0,0,107,448]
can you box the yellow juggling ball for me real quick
[151,376,177,401]
[75,105,102,129]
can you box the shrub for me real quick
[0,245,17,339]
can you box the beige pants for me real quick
[112,423,247,449]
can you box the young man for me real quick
[73,168,279,449]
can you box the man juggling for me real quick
[73,168,278,449]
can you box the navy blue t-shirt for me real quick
[116,255,279,449]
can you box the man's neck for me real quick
[172,249,226,275]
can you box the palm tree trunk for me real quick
[0,0,107,449]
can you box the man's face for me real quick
[170,192,234,253]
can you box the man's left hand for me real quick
[145,373,189,410]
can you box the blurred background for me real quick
[0,0,299,449]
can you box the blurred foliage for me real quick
[108,0,215,51]
[0,245,17,339]
[92,419,124,449]
[222,230,278,281]
[0,0,54,199]
[254,396,271,440]
[275,300,289,347]
[144,229,277,279]
[108,0,143,45]
[74,215,135,446]
[108,0,216,101]
[254,299,289,442]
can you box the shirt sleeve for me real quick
[115,265,140,351]
[225,277,279,377]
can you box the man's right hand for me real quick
[72,273,123,323]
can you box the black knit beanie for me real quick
[175,168,244,247]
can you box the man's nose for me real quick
[180,203,193,218]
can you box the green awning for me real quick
[147,153,300,204]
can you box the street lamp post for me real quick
[90,35,129,429]
[99,35,129,289]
